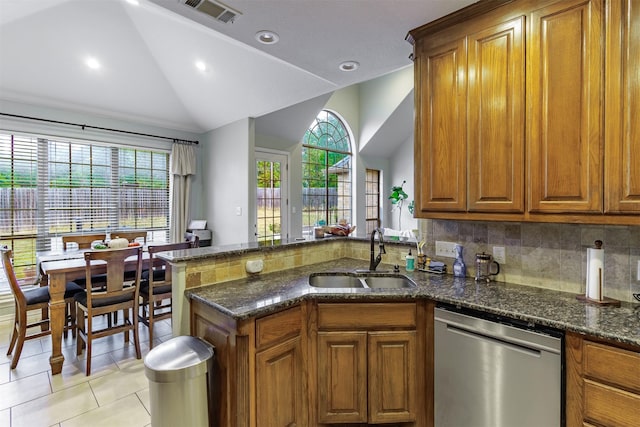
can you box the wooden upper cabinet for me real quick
[527,0,603,213]
[605,0,640,213]
[467,17,525,213]
[415,37,467,212]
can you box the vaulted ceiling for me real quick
[0,0,475,135]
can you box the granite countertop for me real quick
[186,258,640,348]
[157,233,410,263]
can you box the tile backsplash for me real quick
[418,219,640,302]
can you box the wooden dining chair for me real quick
[111,230,147,245]
[62,233,106,250]
[75,246,143,375]
[138,242,191,348]
[1,247,83,369]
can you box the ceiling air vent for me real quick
[181,0,241,24]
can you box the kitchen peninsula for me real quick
[158,237,640,427]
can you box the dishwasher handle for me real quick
[435,308,562,355]
[445,323,543,357]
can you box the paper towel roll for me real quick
[586,247,604,301]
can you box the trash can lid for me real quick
[144,336,214,383]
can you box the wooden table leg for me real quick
[40,271,49,332]
[48,272,66,375]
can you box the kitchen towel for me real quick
[586,246,604,301]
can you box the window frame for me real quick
[301,110,353,234]
[0,131,171,292]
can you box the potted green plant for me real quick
[389,180,413,231]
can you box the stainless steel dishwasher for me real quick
[434,306,564,427]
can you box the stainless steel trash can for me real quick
[144,336,215,427]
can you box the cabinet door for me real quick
[415,37,467,212]
[528,0,603,213]
[368,331,417,424]
[467,17,525,213]
[317,331,367,423]
[256,336,305,427]
[605,0,640,213]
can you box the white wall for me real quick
[200,118,254,245]
[388,134,417,231]
[358,66,413,150]
[323,85,364,228]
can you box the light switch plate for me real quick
[493,246,506,264]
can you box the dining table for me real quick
[38,248,150,374]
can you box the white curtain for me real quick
[170,143,197,243]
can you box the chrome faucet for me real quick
[369,228,386,271]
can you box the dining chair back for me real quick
[75,246,143,375]
[2,247,82,369]
[62,233,106,250]
[111,230,147,245]
[139,241,191,348]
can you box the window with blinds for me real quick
[0,132,170,292]
[365,169,381,234]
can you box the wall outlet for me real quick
[236,206,242,216]
[435,241,457,258]
[493,246,506,264]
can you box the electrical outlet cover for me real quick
[493,246,506,264]
[435,241,457,258]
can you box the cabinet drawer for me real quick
[584,341,640,393]
[255,306,301,350]
[584,379,640,427]
[317,303,416,329]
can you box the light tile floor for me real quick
[0,315,173,427]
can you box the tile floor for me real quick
[0,315,174,427]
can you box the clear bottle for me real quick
[453,244,466,277]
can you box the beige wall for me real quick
[418,219,640,302]
[184,239,415,290]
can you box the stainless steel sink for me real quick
[308,273,365,288]
[364,276,416,289]
[308,272,416,289]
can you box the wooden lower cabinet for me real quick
[367,331,417,424]
[317,331,368,423]
[256,336,305,427]
[191,300,307,427]
[317,330,417,424]
[191,298,433,427]
[313,302,428,426]
[566,332,640,427]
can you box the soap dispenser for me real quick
[406,250,415,272]
[453,244,466,278]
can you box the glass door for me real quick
[255,150,288,245]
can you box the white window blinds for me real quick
[0,132,170,292]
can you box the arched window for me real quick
[302,110,352,234]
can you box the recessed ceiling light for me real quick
[86,57,101,70]
[195,61,207,72]
[255,30,279,45]
[125,0,139,5]
[339,61,360,72]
